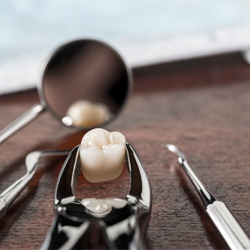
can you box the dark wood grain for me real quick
[1,52,250,249]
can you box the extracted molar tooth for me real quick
[66,100,111,127]
[80,128,126,183]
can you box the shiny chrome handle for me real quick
[165,144,250,250]
[0,199,7,219]
[0,150,69,220]
[0,103,44,144]
[182,160,216,206]
[0,172,33,219]
[207,201,250,250]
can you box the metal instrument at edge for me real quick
[164,144,250,250]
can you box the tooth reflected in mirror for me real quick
[80,128,126,183]
[42,39,131,130]
[65,100,111,127]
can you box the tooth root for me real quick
[80,128,126,183]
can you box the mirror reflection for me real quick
[41,39,131,128]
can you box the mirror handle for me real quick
[0,103,44,144]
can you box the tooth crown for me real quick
[80,128,126,183]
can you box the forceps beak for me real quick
[125,143,152,235]
[54,145,81,207]
[42,143,152,249]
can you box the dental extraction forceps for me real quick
[165,144,250,250]
[41,143,152,249]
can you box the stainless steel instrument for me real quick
[165,144,250,250]
[41,143,152,249]
[0,150,69,220]
[0,39,132,144]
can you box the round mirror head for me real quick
[40,39,132,129]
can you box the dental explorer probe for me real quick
[164,144,250,250]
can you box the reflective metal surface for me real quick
[0,39,132,144]
[42,143,151,249]
[166,144,215,206]
[0,150,69,220]
[165,144,250,250]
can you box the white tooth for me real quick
[66,100,110,127]
[81,198,126,217]
[80,128,126,183]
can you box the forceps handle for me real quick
[41,213,108,250]
[0,103,44,144]
[207,201,250,250]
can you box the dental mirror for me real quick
[0,39,132,144]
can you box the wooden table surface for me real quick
[1,53,250,249]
